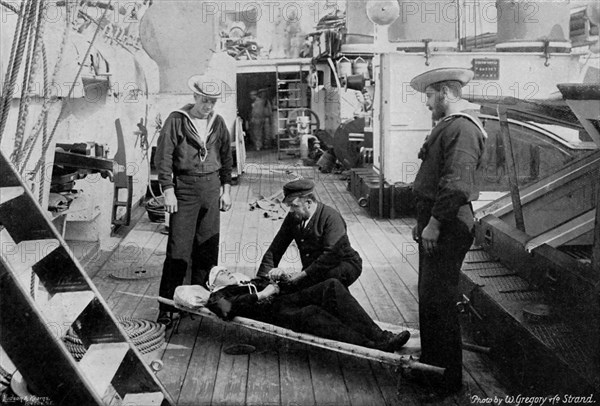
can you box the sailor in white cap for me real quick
[408,67,487,397]
[154,74,233,327]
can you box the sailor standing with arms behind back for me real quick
[408,68,487,397]
[154,75,233,327]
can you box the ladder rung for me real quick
[0,229,60,278]
[101,385,123,406]
[0,186,25,205]
[38,291,96,338]
[0,150,174,405]
[122,392,165,405]
[79,342,130,398]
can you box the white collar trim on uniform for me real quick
[175,108,218,161]
[443,112,488,139]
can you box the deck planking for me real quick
[88,150,512,405]
[245,330,281,406]
[332,182,417,313]
[277,339,316,406]
[178,318,225,406]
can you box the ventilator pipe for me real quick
[139,3,214,94]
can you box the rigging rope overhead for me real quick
[0,1,27,142]
[37,46,49,204]
[2,0,121,183]
[0,0,109,181]
[19,1,72,176]
[31,0,112,177]
[13,0,45,168]
[3,0,37,145]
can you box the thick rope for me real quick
[19,0,48,174]
[29,267,36,299]
[13,0,42,168]
[8,1,46,296]
[5,0,36,148]
[19,1,71,173]
[0,0,18,13]
[63,317,167,360]
[16,0,48,174]
[0,0,24,118]
[0,0,54,172]
[37,46,49,204]
[0,1,27,142]
[17,0,47,169]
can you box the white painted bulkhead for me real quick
[0,4,159,248]
[374,51,594,185]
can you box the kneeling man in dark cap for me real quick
[257,179,362,291]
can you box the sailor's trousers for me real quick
[159,173,220,311]
[416,202,474,390]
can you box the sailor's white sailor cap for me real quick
[188,74,223,97]
[410,67,474,93]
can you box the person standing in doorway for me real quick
[154,75,233,327]
[408,67,487,397]
[250,89,272,150]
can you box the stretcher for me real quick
[158,297,444,375]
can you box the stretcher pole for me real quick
[158,297,444,375]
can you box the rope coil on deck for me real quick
[63,317,166,360]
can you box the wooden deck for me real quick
[85,151,511,406]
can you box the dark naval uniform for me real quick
[207,277,404,350]
[155,106,232,311]
[257,202,362,289]
[413,113,486,389]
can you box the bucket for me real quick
[317,151,336,173]
[336,56,352,78]
[146,197,166,223]
[345,74,365,91]
[353,57,369,80]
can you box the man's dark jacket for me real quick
[257,203,361,280]
[154,108,233,189]
[206,278,275,321]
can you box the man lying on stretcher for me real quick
[202,266,410,353]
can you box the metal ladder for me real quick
[275,64,306,159]
[0,151,174,405]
